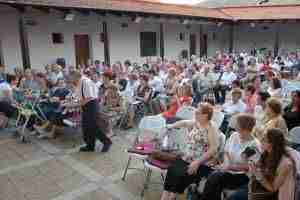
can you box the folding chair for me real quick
[175,106,195,120]
[141,157,172,197]
[122,115,166,181]
[288,126,300,152]
[212,110,225,129]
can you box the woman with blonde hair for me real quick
[161,103,219,200]
[254,98,288,140]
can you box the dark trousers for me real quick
[164,159,213,194]
[214,85,230,104]
[202,171,249,200]
[81,99,109,149]
[228,184,248,200]
[0,101,17,118]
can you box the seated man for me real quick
[220,88,246,133]
[214,65,237,105]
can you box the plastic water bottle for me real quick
[162,135,169,151]
[95,139,102,152]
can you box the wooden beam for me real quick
[19,14,31,69]
[10,4,26,13]
[103,21,110,66]
[229,23,234,53]
[159,23,164,60]
[32,6,50,14]
[274,23,280,57]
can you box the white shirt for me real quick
[149,76,164,93]
[225,132,261,170]
[267,87,282,98]
[0,80,12,102]
[48,71,63,84]
[223,99,246,115]
[220,71,237,86]
[121,80,139,100]
[77,76,98,100]
[271,63,281,71]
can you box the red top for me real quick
[162,96,192,119]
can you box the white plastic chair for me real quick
[122,115,166,181]
[288,127,300,145]
[175,105,195,120]
[212,111,225,129]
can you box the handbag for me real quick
[150,150,180,162]
[248,176,278,200]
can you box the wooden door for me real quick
[190,34,196,58]
[200,34,208,57]
[74,34,90,68]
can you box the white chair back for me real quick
[216,132,226,160]
[138,115,166,141]
[212,111,224,129]
[288,127,300,145]
[175,106,195,120]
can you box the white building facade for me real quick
[0,4,300,72]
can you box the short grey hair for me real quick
[68,70,82,82]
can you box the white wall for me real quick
[109,16,160,64]
[278,22,300,54]
[233,23,276,54]
[0,6,22,73]
[24,9,104,71]
[164,23,199,61]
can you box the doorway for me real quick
[74,34,90,68]
[200,34,208,57]
[190,34,196,58]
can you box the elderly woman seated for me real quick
[228,129,300,200]
[161,103,220,200]
[254,98,288,140]
[200,113,261,200]
[99,83,123,138]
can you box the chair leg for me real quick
[141,168,152,198]
[160,173,165,183]
[122,156,132,181]
[20,116,30,143]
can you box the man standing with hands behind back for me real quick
[69,71,112,152]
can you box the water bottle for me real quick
[162,134,169,151]
[95,139,102,152]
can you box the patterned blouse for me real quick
[182,125,209,162]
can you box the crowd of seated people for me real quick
[0,49,299,200]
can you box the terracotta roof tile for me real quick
[221,5,300,20]
[0,0,231,20]
[1,0,300,21]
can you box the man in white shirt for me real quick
[148,70,164,98]
[69,71,112,152]
[222,88,246,115]
[121,73,139,101]
[214,66,237,104]
[220,88,246,133]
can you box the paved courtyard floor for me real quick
[0,128,186,200]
